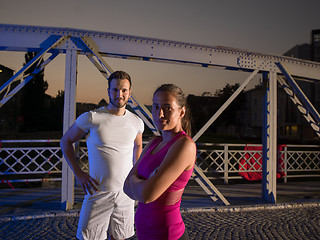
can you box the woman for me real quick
[124,84,196,240]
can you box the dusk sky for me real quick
[1,0,319,104]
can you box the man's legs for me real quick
[109,235,122,240]
[109,191,135,240]
[77,192,115,240]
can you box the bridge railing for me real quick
[195,143,320,183]
[0,140,319,187]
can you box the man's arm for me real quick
[133,133,143,164]
[60,123,99,195]
[123,133,143,199]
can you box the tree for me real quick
[20,52,48,131]
[214,83,245,126]
[98,99,107,107]
[45,90,64,131]
[214,83,239,100]
[187,83,245,136]
[201,91,213,97]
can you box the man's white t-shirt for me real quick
[75,106,144,192]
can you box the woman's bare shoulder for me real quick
[178,135,196,146]
[171,135,196,154]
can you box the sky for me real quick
[1,0,320,105]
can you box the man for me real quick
[60,71,144,240]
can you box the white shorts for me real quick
[76,190,135,240]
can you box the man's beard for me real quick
[109,98,128,109]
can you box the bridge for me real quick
[0,24,319,209]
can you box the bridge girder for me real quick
[1,24,320,81]
[1,24,319,207]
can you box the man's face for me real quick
[108,78,131,109]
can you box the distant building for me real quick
[280,29,320,143]
[187,79,318,143]
[311,29,320,62]
[187,94,220,134]
[242,28,320,143]
[283,29,320,62]
[187,93,244,137]
[243,85,317,143]
[310,29,320,124]
[283,43,310,60]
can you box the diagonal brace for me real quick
[276,62,320,124]
[74,36,158,134]
[0,35,69,108]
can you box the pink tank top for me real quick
[135,131,195,240]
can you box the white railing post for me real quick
[224,144,229,184]
[284,145,288,183]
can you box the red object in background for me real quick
[239,144,286,181]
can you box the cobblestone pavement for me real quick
[0,181,319,239]
[0,203,319,240]
[183,205,320,240]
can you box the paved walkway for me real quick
[0,180,319,239]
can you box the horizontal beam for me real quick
[1,24,320,81]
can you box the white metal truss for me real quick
[1,24,320,79]
[69,36,231,205]
[0,35,68,107]
[1,24,320,207]
[278,76,320,138]
[76,36,159,135]
[276,63,320,138]
[192,68,260,142]
[262,71,278,203]
[61,48,78,210]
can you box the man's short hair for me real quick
[108,71,132,89]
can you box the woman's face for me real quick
[152,91,185,132]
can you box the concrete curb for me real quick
[181,200,320,213]
[0,210,80,222]
[1,200,319,222]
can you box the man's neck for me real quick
[106,105,126,116]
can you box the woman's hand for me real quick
[149,167,159,178]
[136,136,196,204]
[128,174,146,202]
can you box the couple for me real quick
[60,71,196,240]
